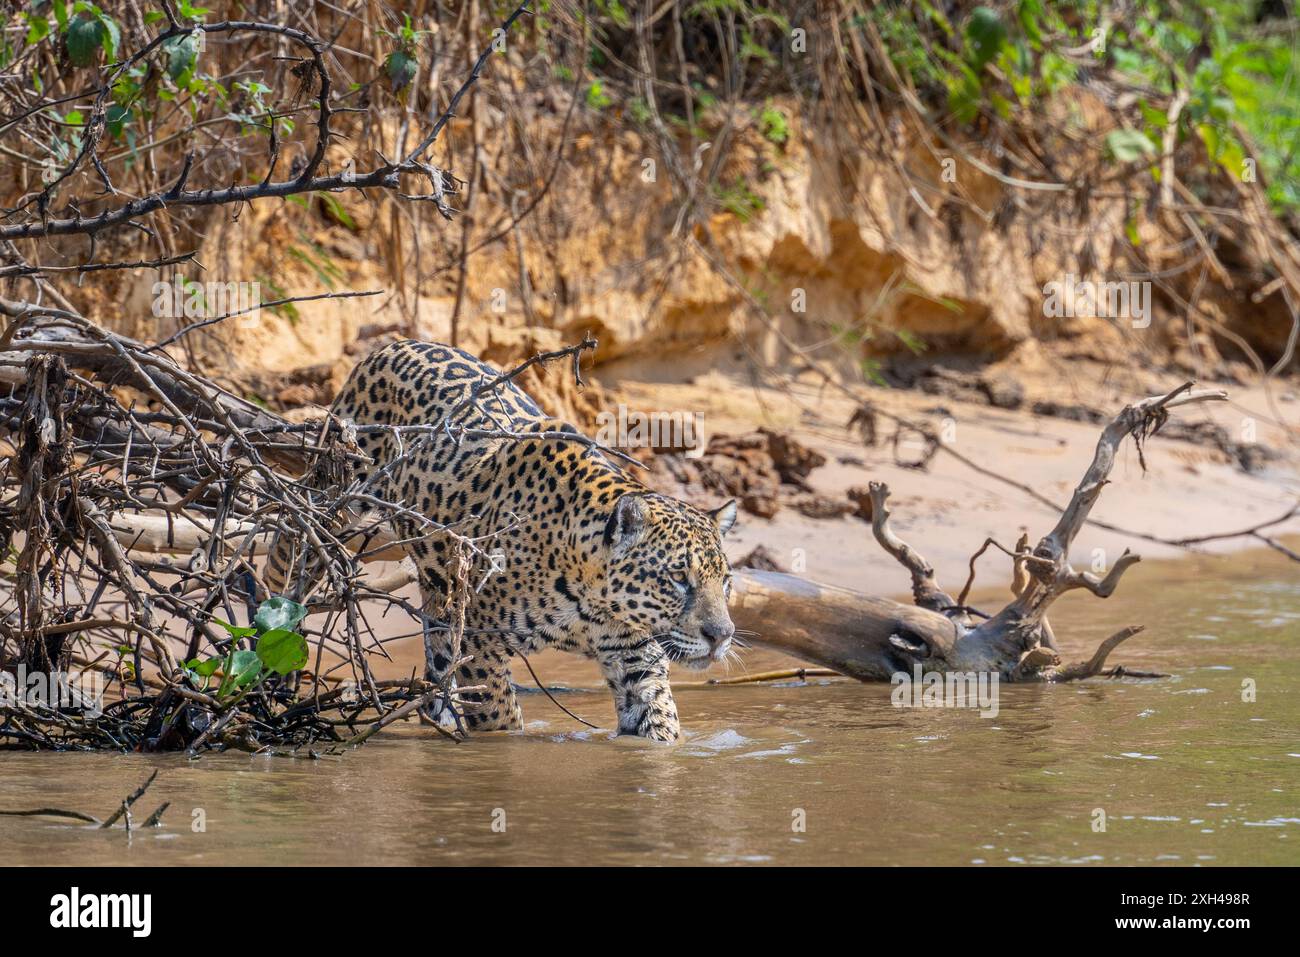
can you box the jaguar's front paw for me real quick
[637,716,681,743]
[418,690,459,731]
[618,688,680,743]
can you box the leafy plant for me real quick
[183,597,309,702]
[758,103,789,145]
[585,80,613,110]
[712,177,765,221]
[380,13,431,95]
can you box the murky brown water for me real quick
[1,545,1297,865]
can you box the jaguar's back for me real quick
[336,339,549,505]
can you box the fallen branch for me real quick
[732,383,1229,683]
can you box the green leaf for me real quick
[254,597,308,634]
[758,105,789,145]
[211,617,257,640]
[385,50,416,92]
[227,650,263,689]
[186,656,223,678]
[66,14,103,67]
[105,103,128,138]
[24,14,51,45]
[1105,128,1157,164]
[256,629,308,676]
[317,192,356,229]
[94,11,120,59]
[585,80,612,110]
[163,33,200,83]
[965,6,1007,71]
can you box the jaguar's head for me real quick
[603,492,739,670]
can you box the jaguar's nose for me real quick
[702,621,735,646]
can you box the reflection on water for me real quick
[1,545,1297,865]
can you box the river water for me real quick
[1,545,1296,865]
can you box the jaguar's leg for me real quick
[597,641,680,742]
[456,634,523,732]
[416,568,458,728]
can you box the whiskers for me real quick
[651,630,692,661]
[652,627,752,673]
[717,643,747,676]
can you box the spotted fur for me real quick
[270,340,737,742]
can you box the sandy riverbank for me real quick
[608,359,1300,595]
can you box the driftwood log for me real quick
[730,383,1226,682]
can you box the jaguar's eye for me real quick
[670,570,690,592]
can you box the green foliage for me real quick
[65,13,106,66]
[380,13,430,95]
[183,597,309,702]
[585,80,613,110]
[851,0,1299,215]
[287,234,345,289]
[1106,128,1157,164]
[964,6,1007,70]
[712,177,765,221]
[162,33,201,86]
[385,50,417,93]
[758,103,789,145]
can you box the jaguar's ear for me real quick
[709,499,738,537]
[604,493,649,556]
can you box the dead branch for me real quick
[733,382,1232,684]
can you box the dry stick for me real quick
[335,688,454,748]
[0,807,102,825]
[956,537,1021,609]
[146,290,384,353]
[99,770,159,829]
[866,481,958,614]
[1053,626,1149,681]
[677,668,841,688]
[185,709,238,758]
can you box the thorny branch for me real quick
[0,2,569,753]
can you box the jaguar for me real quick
[269,339,738,742]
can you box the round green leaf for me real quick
[227,650,263,689]
[254,597,307,633]
[256,629,308,676]
[66,14,104,67]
